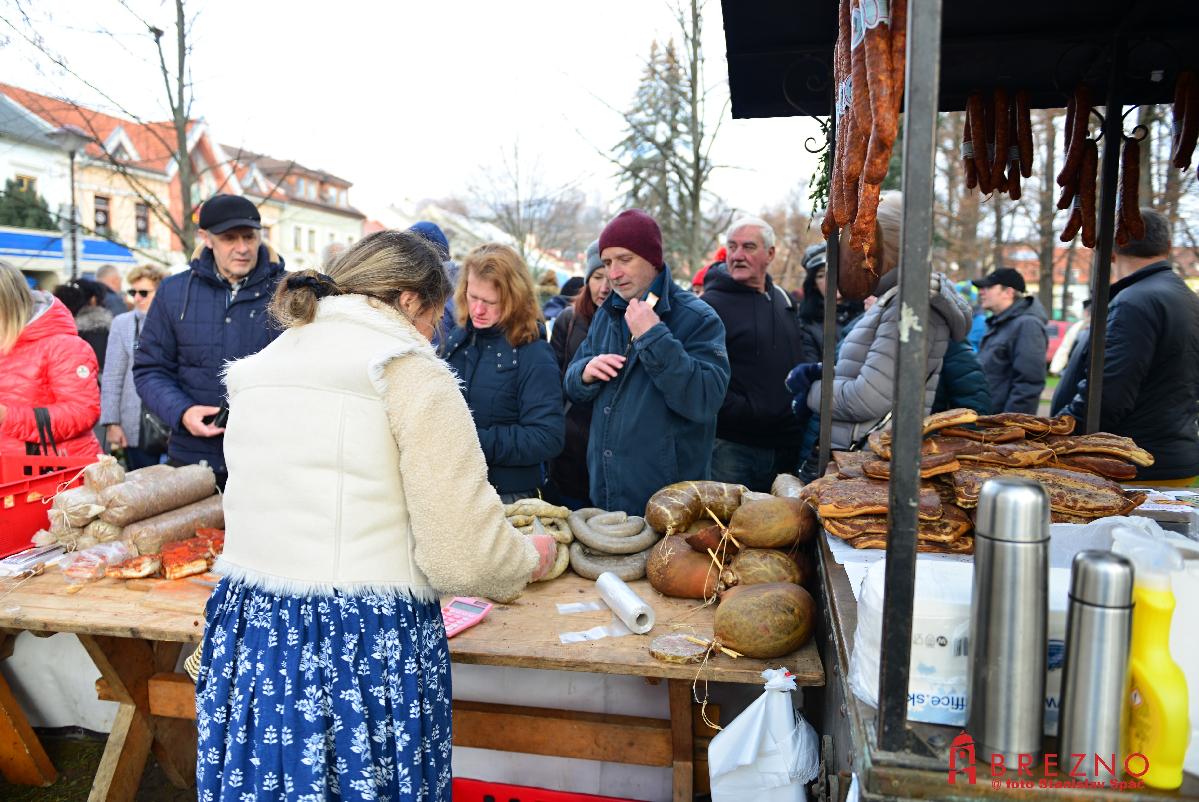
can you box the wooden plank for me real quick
[448,574,824,685]
[149,718,195,790]
[0,571,823,685]
[147,673,195,720]
[0,574,203,644]
[451,700,673,767]
[0,667,56,786]
[88,702,153,802]
[668,679,694,802]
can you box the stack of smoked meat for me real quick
[804,409,1151,554]
[821,0,907,300]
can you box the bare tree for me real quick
[1033,109,1060,316]
[2,1,207,255]
[469,142,593,267]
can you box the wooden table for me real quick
[813,534,1199,801]
[0,570,823,801]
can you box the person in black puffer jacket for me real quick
[1064,210,1199,482]
[442,243,565,502]
[547,241,610,508]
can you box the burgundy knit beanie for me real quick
[599,209,663,268]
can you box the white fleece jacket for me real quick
[215,294,539,603]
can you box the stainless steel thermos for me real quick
[968,476,1050,765]
[1057,550,1134,778]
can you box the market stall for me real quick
[720,0,1199,798]
[0,464,825,801]
[0,569,822,801]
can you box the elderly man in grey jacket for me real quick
[973,268,1049,414]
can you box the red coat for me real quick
[0,296,102,457]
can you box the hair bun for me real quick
[285,273,339,299]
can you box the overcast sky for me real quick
[1,0,825,222]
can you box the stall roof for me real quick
[721,0,1199,119]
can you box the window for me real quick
[135,202,151,247]
[15,175,36,193]
[293,226,302,250]
[308,228,316,253]
[94,195,111,235]
[295,177,305,197]
[262,225,272,245]
[307,182,316,201]
[328,232,335,245]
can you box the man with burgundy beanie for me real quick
[564,209,730,515]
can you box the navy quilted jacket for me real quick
[441,321,565,495]
[133,245,285,471]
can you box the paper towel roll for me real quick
[596,571,655,634]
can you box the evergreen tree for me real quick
[0,179,57,230]
[612,1,723,277]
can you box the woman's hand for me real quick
[529,534,558,581]
[106,424,127,448]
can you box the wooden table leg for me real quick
[78,635,195,802]
[0,664,57,786]
[668,679,694,802]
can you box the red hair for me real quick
[454,243,543,347]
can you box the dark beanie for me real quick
[599,209,663,268]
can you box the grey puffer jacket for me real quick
[806,274,973,450]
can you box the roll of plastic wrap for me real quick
[596,571,655,634]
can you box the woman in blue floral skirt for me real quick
[194,230,558,802]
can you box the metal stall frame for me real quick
[720,0,1199,795]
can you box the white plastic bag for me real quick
[709,668,820,802]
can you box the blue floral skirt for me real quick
[195,578,452,802]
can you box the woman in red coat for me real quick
[0,262,102,457]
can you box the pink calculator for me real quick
[441,597,493,638]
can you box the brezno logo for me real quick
[945,730,1150,790]
[947,731,977,785]
[76,365,90,379]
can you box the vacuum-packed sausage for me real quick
[967,92,992,194]
[1057,85,1090,187]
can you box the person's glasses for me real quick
[127,289,154,298]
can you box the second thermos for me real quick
[968,476,1050,765]
[1057,550,1134,779]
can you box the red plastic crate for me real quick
[0,454,97,558]
[452,778,647,802]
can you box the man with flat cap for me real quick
[134,194,286,486]
[973,266,1049,414]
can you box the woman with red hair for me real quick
[442,244,565,502]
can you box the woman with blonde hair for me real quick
[195,230,557,801]
[100,264,170,468]
[441,243,565,501]
[0,261,102,457]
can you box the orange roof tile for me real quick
[0,82,193,174]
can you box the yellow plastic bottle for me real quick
[1113,527,1188,790]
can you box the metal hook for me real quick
[1088,108,1105,143]
[1125,124,1150,143]
[782,53,833,118]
